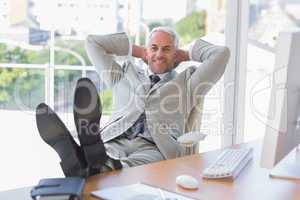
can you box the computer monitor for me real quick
[260,30,300,180]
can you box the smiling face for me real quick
[146,31,177,74]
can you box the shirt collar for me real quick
[147,67,171,80]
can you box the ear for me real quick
[174,50,179,66]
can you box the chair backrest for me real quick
[185,97,204,133]
[183,97,205,154]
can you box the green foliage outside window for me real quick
[145,11,206,47]
[0,44,47,109]
[175,11,207,46]
[0,41,90,110]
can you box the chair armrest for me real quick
[177,132,207,156]
[177,132,206,146]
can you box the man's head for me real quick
[146,27,179,74]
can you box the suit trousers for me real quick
[100,135,164,172]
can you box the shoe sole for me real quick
[73,78,108,167]
[73,77,102,145]
[36,103,87,177]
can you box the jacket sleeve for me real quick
[85,32,132,88]
[187,38,230,107]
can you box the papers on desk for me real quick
[91,183,196,200]
[37,195,73,200]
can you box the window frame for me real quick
[223,0,249,146]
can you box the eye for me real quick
[151,46,158,51]
[162,47,172,53]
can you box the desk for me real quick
[1,141,300,200]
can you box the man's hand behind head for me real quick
[174,49,190,67]
[132,45,147,63]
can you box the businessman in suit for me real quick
[36,26,230,177]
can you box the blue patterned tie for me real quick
[125,75,161,139]
[149,74,161,88]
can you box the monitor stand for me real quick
[269,146,300,180]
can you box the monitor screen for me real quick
[260,30,300,180]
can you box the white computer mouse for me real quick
[176,175,199,190]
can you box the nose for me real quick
[156,48,164,58]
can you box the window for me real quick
[0,0,228,190]
[244,0,300,142]
[0,35,50,191]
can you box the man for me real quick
[36,27,230,177]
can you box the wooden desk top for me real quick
[83,141,300,200]
[1,141,299,200]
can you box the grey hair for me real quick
[147,26,180,48]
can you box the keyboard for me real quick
[202,147,253,179]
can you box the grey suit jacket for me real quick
[85,32,230,159]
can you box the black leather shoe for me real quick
[73,78,108,167]
[36,103,88,177]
